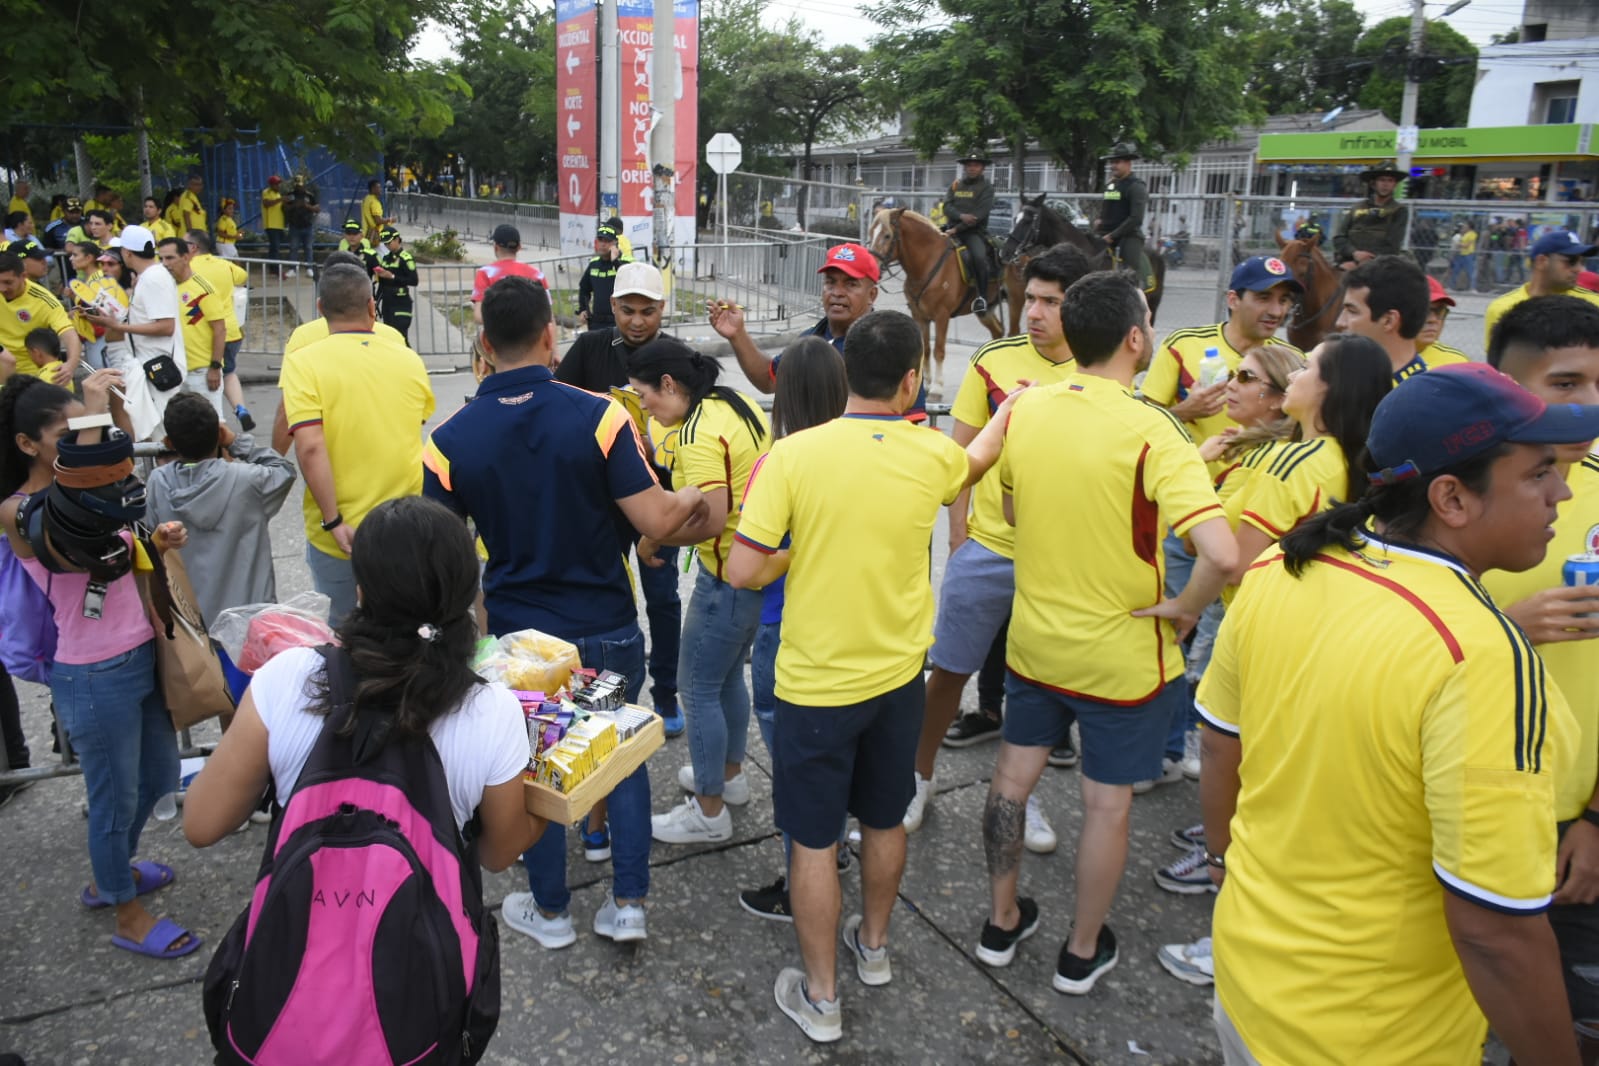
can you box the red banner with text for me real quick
[557,0,598,250]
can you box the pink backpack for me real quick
[203,646,500,1064]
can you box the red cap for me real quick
[1580,269,1599,294]
[818,243,879,282]
[267,175,282,185]
[1426,274,1455,308]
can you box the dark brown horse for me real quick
[868,207,1005,392]
[1001,194,1166,326]
[1274,231,1342,353]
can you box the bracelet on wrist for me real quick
[1203,848,1226,870]
[1581,809,1599,830]
[320,513,344,532]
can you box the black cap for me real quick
[342,219,361,232]
[596,225,618,242]
[491,223,521,248]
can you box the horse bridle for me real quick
[1004,206,1043,266]
[1288,245,1341,332]
[870,210,905,283]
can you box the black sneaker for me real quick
[975,896,1039,967]
[739,876,794,923]
[1047,739,1079,768]
[943,711,1002,748]
[1053,924,1118,995]
[235,405,256,432]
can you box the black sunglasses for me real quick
[1233,368,1281,390]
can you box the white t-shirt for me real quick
[251,646,529,830]
[128,261,181,363]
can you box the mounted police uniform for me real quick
[375,227,418,347]
[1333,161,1408,265]
[1096,142,1153,291]
[943,155,996,313]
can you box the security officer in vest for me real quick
[1333,160,1408,270]
[338,219,378,276]
[579,225,630,330]
[373,225,419,346]
[1096,142,1151,288]
[942,154,996,314]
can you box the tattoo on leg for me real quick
[984,793,1026,878]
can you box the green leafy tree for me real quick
[1354,17,1477,128]
[1245,0,1369,116]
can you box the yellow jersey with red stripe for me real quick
[999,373,1223,703]
[672,395,770,581]
[1142,322,1302,447]
[176,273,224,372]
[950,334,1075,558]
[190,253,247,343]
[1,281,74,375]
[1234,436,1348,540]
[1199,532,1571,1065]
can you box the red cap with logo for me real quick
[1426,274,1455,308]
[818,243,880,282]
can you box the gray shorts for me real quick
[928,538,1013,676]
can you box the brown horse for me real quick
[1274,231,1342,353]
[1001,194,1167,326]
[867,208,1004,392]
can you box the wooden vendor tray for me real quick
[524,709,665,823]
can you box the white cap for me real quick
[117,224,156,256]
[613,261,665,301]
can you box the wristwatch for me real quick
[320,513,344,532]
[1203,848,1227,870]
[1581,809,1599,830]
[209,361,223,370]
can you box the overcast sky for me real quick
[411,0,1519,63]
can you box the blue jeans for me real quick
[288,226,314,266]
[522,621,650,912]
[51,641,178,904]
[751,621,845,860]
[306,542,357,628]
[1161,530,1221,758]
[636,542,680,707]
[679,564,761,796]
[265,228,286,261]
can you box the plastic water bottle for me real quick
[1198,346,1229,388]
[152,792,178,821]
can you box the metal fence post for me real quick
[1214,198,1238,322]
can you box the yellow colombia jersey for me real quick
[1418,340,1471,368]
[279,329,436,558]
[1000,374,1222,703]
[285,316,407,354]
[950,334,1075,559]
[1234,435,1347,540]
[362,194,384,233]
[261,187,285,231]
[1141,322,1302,448]
[1486,285,1599,349]
[671,395,770,581]
[176,273,224,372]
[736,414,967,706]
[1483,453,1599,821]
[1,281,74,376]
[1199,533,1571,1066]
[178,189,206,231]
[8,196,29,222]
[190,253,247,343]
[216,216,239,244]
[150,218,178,243]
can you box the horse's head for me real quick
[867,207,905,265]
[1273,236,1330,290]
[1002,195,1046,264]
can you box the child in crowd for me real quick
[23,328,63,384]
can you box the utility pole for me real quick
[1396,0,1426,184]
[649,0,675,268]
[600,0,620,219]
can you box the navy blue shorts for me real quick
[1002,675,1182,786]
[222,337,241,376]
[773,674,923,849]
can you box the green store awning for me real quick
[1256,124,1595,166]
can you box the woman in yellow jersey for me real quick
[64,242,112,370]
[1228,333,1391,585]
[214,198,240,258]
[1199,362,1595,1065]
[629,336,772,844]
[161,190,184,235]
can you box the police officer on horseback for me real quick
[942,153,996,314]
[1333,160,1408,270]
[1096,142,1150,288]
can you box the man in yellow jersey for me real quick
[1416,274,1471,367]
[0,250,80,383]
[977,271,1236,995]
[141,196,176,243]
[4,237,51,284]
[7,179,31,226]
[1199,361,1596,1065]
[278,264,435,624]
[1335,254,1442,383]
[907,245,1091,838]
[1142,256,1304,450]
[186,229,254,428]
[260,175,286,263]
[729,310,1019,1044]
[179,175,207,235]
[1483,296,1599,1045]
[361,180,389,244]
[156,237,226,416]
[1486,230,1599,348]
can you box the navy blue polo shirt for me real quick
[422,363,657,639]
[780,317,928,422]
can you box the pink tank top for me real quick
[20,532,155,666]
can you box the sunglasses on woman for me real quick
[1233,368,1281,390]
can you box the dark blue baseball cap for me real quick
[1368,363,1599,486]
[1229,255,1303,295]
[1530,229,1598,260]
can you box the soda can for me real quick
[1563,553,1599,618]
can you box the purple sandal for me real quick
[110,917,202,959]
[80,860,175,909]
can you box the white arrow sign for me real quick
[569,174,582,207]
[565,51,580,75]
[567,115,581,138]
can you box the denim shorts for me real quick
[773,674,922,849]
[1002,675,1181,786]
[928,539,1014,676]
[222,337,242,376]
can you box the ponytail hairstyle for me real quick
[312,496,484,736]
[771,336,846,438]
[628,335,767,446]
[1308,332,1392,500]
[1280,442,1508,577]
[0,375,75,497]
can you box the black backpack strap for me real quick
[314,644,395,765]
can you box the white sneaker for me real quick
[1024,794,1057,854]
[903,772,931,833]
[842,914,891,986]
[651,796,733,844]
[1156,936,1214,986]
[500,891,576,949]
[1132,757,1185,795]
[593,898,648,942]
[1180,729,1202,780]
[676,764,751,805]
[774,967,842,1043]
